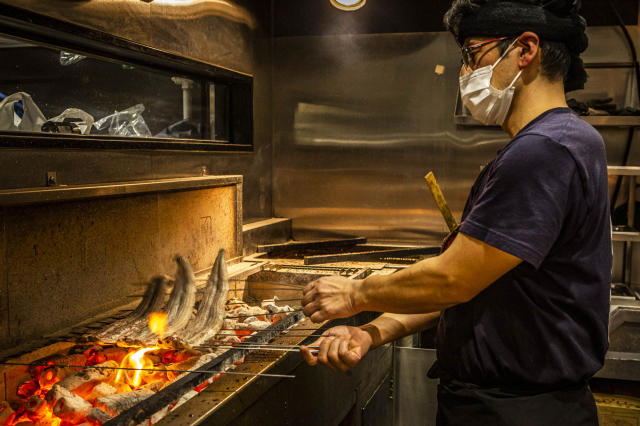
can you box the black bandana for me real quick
[456,1,588,92]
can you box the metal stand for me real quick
[610,166,640,298]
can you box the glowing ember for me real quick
[116,347,158,388]
[2,296,291,425]
[148,312,168,338]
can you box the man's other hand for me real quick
[302,276,361,322]
[300,325,372,372]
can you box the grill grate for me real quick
[104,312,305,426]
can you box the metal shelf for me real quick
[612,231,640,242]
[0,175,243,206]
[582,116,640,127]
[454,115,640,127]
[608,166,640,176]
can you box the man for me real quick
[300,1,612,425]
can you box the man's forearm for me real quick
[359,312,440,348]
[351,233,522,315]
[355,255,460,315]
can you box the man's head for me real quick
[444,0,588,92]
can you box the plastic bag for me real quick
[155,119,200,139]
[60,51,87,66]
[46,108,95,135]
[0,92,23,118]
[0,92,46,132]
[93,104,151,137]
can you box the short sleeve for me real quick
[459,135,578,268]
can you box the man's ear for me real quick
[516,31,540,69]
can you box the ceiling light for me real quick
[330,0,366,12]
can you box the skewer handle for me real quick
[424,172,459,232]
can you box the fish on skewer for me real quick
[94,276,169,342]
[185,249,229,346]
[132,256,197,343]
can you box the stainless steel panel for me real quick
[596,305,640,381]
[272,27,640,242]
[272,32,508,242]
[362,372,393,426]
[394,346,438,426]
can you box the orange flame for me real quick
[27,397,61,426]
[148,312,168,338]
[116,347,158,389]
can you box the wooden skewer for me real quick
[425,171,459,232]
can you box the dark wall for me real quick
[273,0,639,37]
[0,46,190,135]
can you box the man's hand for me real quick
[300,325,373,372]
[302,276,362,323]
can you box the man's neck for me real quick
[502,79,568,138]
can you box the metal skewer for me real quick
[0,361,296,379]
[198,342,319,351]
[225,299,302,306]
[205,343,319,349]
[228,288,304,292]
[229,279,308,287]
[198,346,318,354]
[219,327,321,331]
[213,333,324,338]
[224,309,305,319]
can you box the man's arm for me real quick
[300,312,440,371]
[302,232,522,322]
[361,311,441,348]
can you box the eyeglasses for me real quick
[460,37,509,67]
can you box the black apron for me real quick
[429,362,599,426]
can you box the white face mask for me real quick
[459,39,523,126]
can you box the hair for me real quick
[444,0,572,83]
[497,38,571,82]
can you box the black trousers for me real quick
[436,379,599,426]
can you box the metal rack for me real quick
[609,166,640,296]
[455,114,640,128]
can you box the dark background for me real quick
[273,0,639,37]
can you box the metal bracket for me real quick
[46,171,57,187]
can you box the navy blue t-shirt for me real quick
[437,108,611,389]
